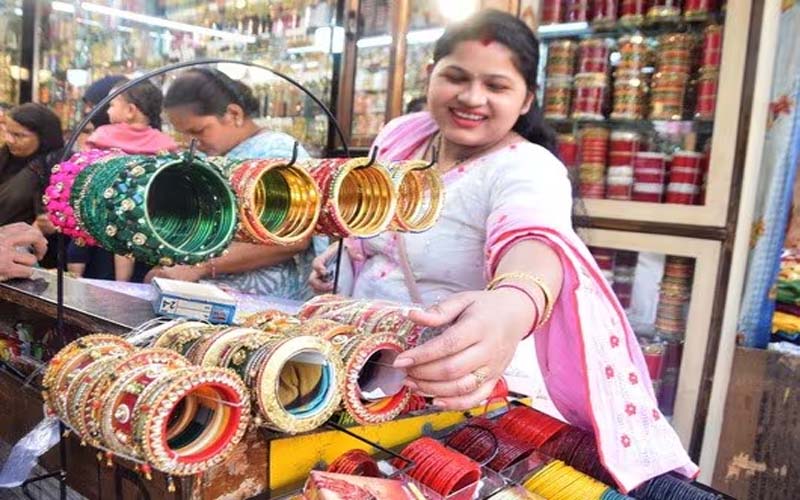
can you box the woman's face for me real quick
[166,106,239,156]
[3,118,40,157]
[427,39,533,149]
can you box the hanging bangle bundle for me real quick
[326,449,381,477]
[72,152,238,267]
[42,334,135,419]
[388,159,444,233]
[244,334,344,434]
[338,333,411,425]
[44,149,121,246]
[392,436,481,497]
[229,159,321,245]
[308,158,397,238]
[522,459,609,499]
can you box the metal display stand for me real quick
[22,57,351,500]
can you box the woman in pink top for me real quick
[309,9,697,492]
[85,78,177,280]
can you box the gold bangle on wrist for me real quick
[487,272,555,329]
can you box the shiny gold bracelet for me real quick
[487,272,555,329]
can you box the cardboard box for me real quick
[152,278,236,324]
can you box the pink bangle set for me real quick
[44,149,120,246]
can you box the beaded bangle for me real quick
[79,152,238,266]
[152,322,222,356]
[65,354,127,445]
[240,309,300,330]
[70,155,146,254]
[190,327,265,367]
[100,348,191,457]
[131,366,250,476]
[229,159,321,245]
[339,333,411,425]
[308,158,397,238]
[42,334,134,418]
[288,318,358,349]
[45,149,122,246]
[248,335,344,434]
[388,160,444,233]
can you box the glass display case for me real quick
[0,0,23,107]
[581,228,721,447]
[36,0,337,153]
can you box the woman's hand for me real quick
[308,240,365,294]
[0,223,48,281]
[309,244,337,293]
[144,263,209,284]
[394,288,535,410]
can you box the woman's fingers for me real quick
[431,377,499,410]
[12,251,37,267]
[394,310,482,368]
[406,292,476,327]
[405,343,486,382]
[407,366,494,398]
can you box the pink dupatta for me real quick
[372,112,698,493]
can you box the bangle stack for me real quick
[70,152,238,267]
[44,149,122,247]
[298,294,437,347]
[229,159,321,245]
[338,332,411,425]
[487,272,556,332]
[152,320,344,435]
[308,158,397,238]
[388,160,444,233]
[43,337,250,477]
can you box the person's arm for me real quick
[396,240,562,409]
[114,255,135,282]
[67,262,86,277]
[144,240,309,283]
[393,145,572,410]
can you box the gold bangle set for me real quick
[487,272,556,330]
[389,159,445,233]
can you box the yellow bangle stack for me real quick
[487,272,555,330]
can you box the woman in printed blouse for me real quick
[309,10,697,493]
[146,68,317,300]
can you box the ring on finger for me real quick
[472,367,490,386]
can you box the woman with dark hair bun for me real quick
[146,67,317,299]
[0,103,64,226]
[309,9,696,492]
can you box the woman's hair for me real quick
[112,78,165,130]
[9,103,65,154]
[164,68,261,118]
[432,9,556,154]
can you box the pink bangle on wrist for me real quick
[493,283,540,339]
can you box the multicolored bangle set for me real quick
[42,335,250,478]
[46,150,443,266]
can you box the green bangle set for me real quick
[71,152,238,266]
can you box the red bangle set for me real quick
[393,436,482,498]
[326,449,381,477]
[497,407,569,448]
[446,417,539,472]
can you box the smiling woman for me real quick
[308,9,697,493]
[0,103,64,226]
